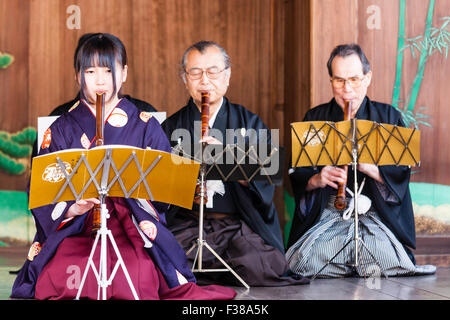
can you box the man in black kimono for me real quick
[162,41,308,286]
[286,43,436,277]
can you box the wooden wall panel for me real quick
[357,0,399,103]
[2,0,448,239]
[0,0,282,195]
[283,0,311,199]
[27,0,277,125]
[311,0,358,107]
[402,0,450,186]
[0,0,30,191]
[310,0,450,187]
[0,0,29,132]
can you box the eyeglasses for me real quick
[330,76,365,89]
[185,67,228,80]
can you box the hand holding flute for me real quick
[91,91,105,236]
[305,100,352,210]
[333,100,351,210]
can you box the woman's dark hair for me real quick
[74,33,127,100]
[327,43,370,77]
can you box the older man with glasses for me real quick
[161,40,309,287]
[286,43,436,278]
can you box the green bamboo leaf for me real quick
[441,18,449,30]
[417,121,432,127]
[401,43,410,51]
[410,35,423,41]
[413,42,421,51]
[429,37,436,49]
[443,34,450,43]
[436,41,442,54]
[420,40,426,50]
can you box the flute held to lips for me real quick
[334,99,351,210]
[193,91,210,205]
[91,91,105,236]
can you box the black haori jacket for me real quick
[286,97,416,263]
[161,97,285,254]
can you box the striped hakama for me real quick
[286,195,416,279]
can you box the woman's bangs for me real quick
[81,45,117,71]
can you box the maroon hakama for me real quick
[35,198,236,300]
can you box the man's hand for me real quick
[358,163,383,183]
[65,198,100,218]
[238,180,249,187]
[199,135,222,145]
[306,165,347,191]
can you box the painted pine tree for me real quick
[0,51,14,69]
[0,50,35,175]
[0,127,36,175]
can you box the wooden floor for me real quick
[1,247,449,301]
[233,268,450,300]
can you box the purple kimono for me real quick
[11,98,235,300]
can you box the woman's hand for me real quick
[65,198,100,218]
[306,165,347,191]
[199,135,222,145]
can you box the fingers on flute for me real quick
[76,198,100,205]
[327,181,339,189]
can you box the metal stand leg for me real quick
[311,237,353,280]
[188,171,250,289]
[75,201,139,300]
[312,120,388,281]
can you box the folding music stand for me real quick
[172,142,283,289]
[29,147,200,300]
[290,119,420,279]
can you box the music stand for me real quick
[29,147,200,300]
[290,119,420,279]
[173,142,283,289]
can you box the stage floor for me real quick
[1,247,449,300]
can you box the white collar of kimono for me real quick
[205,97,225,208]
[83,98,123,120]
[208,97,223,128]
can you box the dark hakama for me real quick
[162,98,309,287]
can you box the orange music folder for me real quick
[29,146,200,210]
[291,120,353,167]
[291,120,420,168]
